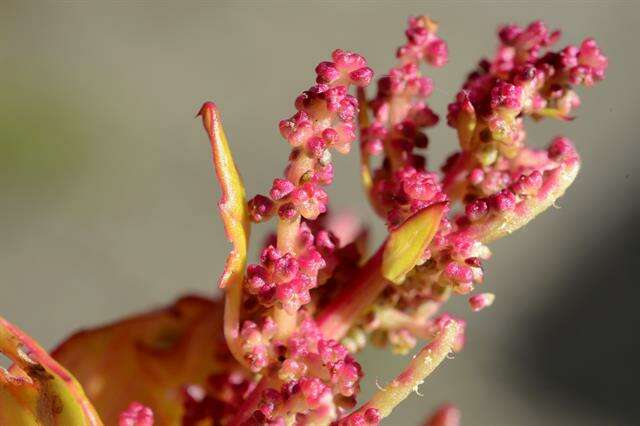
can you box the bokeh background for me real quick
[2,1,638,425]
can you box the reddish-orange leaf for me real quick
[52,296,238,425]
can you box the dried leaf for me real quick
[0,316,102,425]
[52,296,236,425]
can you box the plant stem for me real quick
[317,244,388,341]
[343,320,459,422]
[229,376,268,426]
[224,278,250,370]
[273,215,301,340]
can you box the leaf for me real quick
[197,102,250,291]
[52,296,238,425]
[0,316,102,425]
[535,108,575,122]
[382,202,446,284]
[198,102,250,369]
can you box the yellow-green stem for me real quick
[345,320,459,421]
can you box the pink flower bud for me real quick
[278,202,298,220]
[248,195,274,222]
[246,264,270,294]
[488,189,516,212]
[510,170,543,195]
[498,24,523,45]
[332,49,367,71]
[469,293,496,312]
[260,246,282,270]
[315,61,340,84]
[270,178,295,200]
[349,67,374,87]
[307,136,327,159]
[364,408,381,425]
[490,81,523,110]
[444,262,474,285]
[573,38,608,85]
[119,402,154,426]
[274,253,299,282]
[426,38,448,67]
[548,136,574,161]
[469,168,485,185]
[465,199,488,221]
[299,377,330,408]
[279,111,312,147]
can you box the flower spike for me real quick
[1,15,606,426]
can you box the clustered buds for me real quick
[446,20,607,167]
[241,316,364,424]
[119,402,154,426]
[398,16,449,66]
[130,16,605,426]
[341,17,605,359]
[229,16,605,425]
[3,15,604,426]
[227,50,373,424]
[362,17,448,228]
[245,224,335,316]
[249,50,373,224]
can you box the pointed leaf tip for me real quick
[198,101,250,290]
[197,101,218,136]
[382,202,446,284]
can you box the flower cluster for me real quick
[0,15,607,426]
[242,316,367,425]
[120,402,154,426]
[248,49,373,224]
[229,50,374,423]
[446,20,607,168]
[348,18,606,356]
[245,224,335,318]
[363,16,448,227]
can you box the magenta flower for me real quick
[0,15,606,426]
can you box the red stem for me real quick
[317,244,389,341]
[230,376,268,426]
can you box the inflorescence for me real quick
[0,16,607,426]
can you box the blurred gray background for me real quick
[2,1,638,425]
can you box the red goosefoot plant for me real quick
[0,15,607,426]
